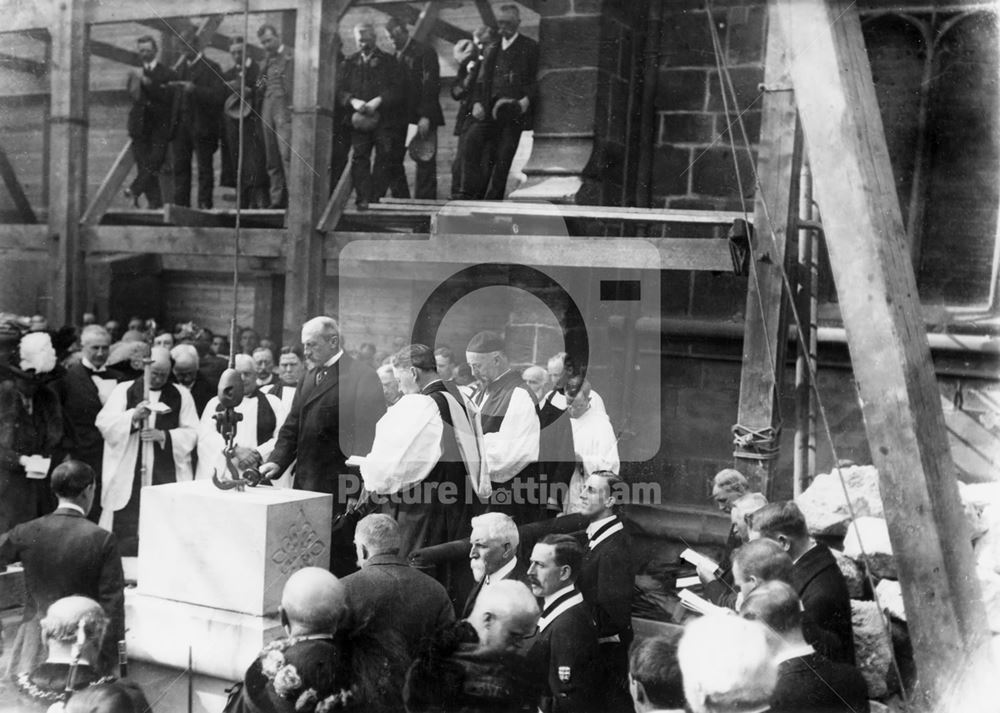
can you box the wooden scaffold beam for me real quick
[776,0,993,707]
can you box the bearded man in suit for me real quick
[260,316,385,576]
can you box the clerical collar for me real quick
[485,556,517,585]
[542,583,576,610]
[586,514,617,539]
[81,357,105,373]
[501,33,519,50]
[323,350,344,369]
[775,642,814,665]
[57,502,86,516]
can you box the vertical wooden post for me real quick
[283,0,349,343]
[254,273,286,347]
[47,0,89,326]
[734,0,801,496]
[777,0,992,706]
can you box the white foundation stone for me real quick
[843,517,896,580]
[137,481,333,615]
[796,465,884,536]
[130,481,333,679]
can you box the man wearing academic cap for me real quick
[465,331,541,523]
[96,346,198,556]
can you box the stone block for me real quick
[707,66,764,112]
[536,70,599,135]
[651,145,691,197]
[689,146,756,199]
[655,69,708,111]
[138,481,333,616]
[535,0,571,17]
[539,16,602,70]
[834,547,866,599]
[844,517,897,580]
[660,112,716,145]
[724,5,766,64]
[875,579,907,622]
[852,599,893,699]
[660,9,714,68]
[717,110,762,146]
[126,590,283,681]
[796,465,884,536]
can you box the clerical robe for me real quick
[195,391,287,481]
[564,408,619,515]
[96,380,198,553]
[361,383,486,557]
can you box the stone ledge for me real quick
[126,589,282,682]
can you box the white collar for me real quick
[775,642,815,665]
[58,502,86,516]
[586,514,617,539]
[486,556,517,585]
[277,45,286,55]
[542,583,577,609]
[501,33,519,50]
[144,59,158,71]
[81,357,105,373]
[323,350,344,368]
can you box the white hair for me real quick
[730,492,768,529]
[80,325,110,344]
[301,316,341,341]
[470,512,519,550]
[472,579,538,622]
[678,615,777,713]
[233,354,255,373]
[170,343,198,365]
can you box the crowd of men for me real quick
[124,4,538,211]
[0,309,877,711]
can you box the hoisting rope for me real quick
[703,2,909,704]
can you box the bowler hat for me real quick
[224,93,252,120]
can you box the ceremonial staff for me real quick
[138,354,154,481]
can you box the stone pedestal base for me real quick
[126,589,282,681]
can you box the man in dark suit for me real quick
[342,514,454,658]
[465,4,539,199]
[526,534,600,713]
[450,26,495,199]
[741,580,870,713]
[220,36,269,209]
[577,471,634,712]
[126,36,175,209]
[337,22,404,208]
[751,501,856,665]
[53,325,121,523]
[260,316,385,576]
[385,17,444,199]
[462,511,528,618]
[0,461,125,675]
[256,24,294,209]
[170,28,225,209]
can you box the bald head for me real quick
[469,579,539,654]
[522,366,546,400]
[280,567,348,636]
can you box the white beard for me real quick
[471,558,486,583]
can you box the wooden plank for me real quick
[282,0,349,342]
[86,226,285,258]
[733,0,801,496]
[81,143,133,226]
[411,2,441,45]
[6,0,46,32]
[83,0,298,26]
[47,0,89,326]
[89,39,140,67]
[253,273,285,344]
[329,234,728,271]
[0,145,38,223]
[378,4,469,45]
[158,254,281,272]
[474,0,497,29]
[79,16,225,228]
[777,0,991,706]
[0,52,46,76]
[163,203,231,227]
[317,157,354,232]
[0,224,47,252]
